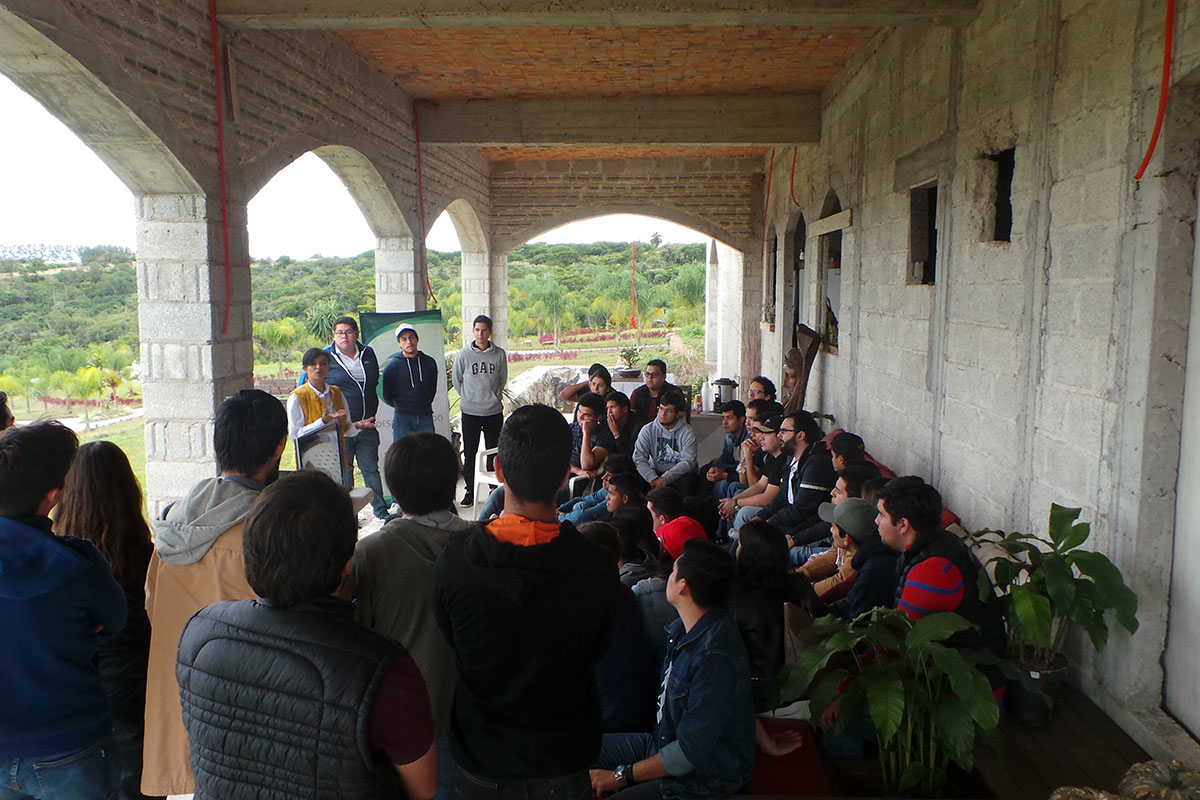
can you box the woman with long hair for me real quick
[732,519,820,714]
[56,441,162,800]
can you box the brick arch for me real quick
[496,205,740,255]
[0,6,200,196]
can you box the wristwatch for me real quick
[614,764,635,788]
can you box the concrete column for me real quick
[137,194,253,513]
[375,236,425,312]
[705,240,719,363]
[714,242,744,382]
[488,251,510,348]
[460,247,489,338]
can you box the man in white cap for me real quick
[382,323,440,436]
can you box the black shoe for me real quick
[460,492,474,507]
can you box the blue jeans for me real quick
[594,733,663,800]
[451,765,590,800]
[478,485,505,521]
[0,735,121,800]
[434,738,455,800]
[393,412,435,436]
[343,427,388,518]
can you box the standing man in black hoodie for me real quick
[434,404,616,800]
[382,323,440,437]
[325,315,387,520]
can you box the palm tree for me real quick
[49,370,75,414]
[72,366,103,430]
[0,374,25,413]
[254,318,307,377]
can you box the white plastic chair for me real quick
[473,447,500,514]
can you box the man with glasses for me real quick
[629,359,679,426]
[324,315,387,520]
[752,410,836,536]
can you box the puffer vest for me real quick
[176,597,404,800]
[894,529,1007,655]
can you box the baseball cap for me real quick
[395,323,418,339]
[818,498,877,543]
[752,415,782,434]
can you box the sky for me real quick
[0,74,708,258]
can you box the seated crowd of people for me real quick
[0,345,1005,800]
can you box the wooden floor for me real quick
[975,685,1151,800]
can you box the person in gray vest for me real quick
[176,470,438,800]
[324,315,388,520]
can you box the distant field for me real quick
[79,417,146,488]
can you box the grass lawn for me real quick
[79,417,146,489]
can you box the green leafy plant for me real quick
[781,609,1007,797]
[975,504,1138,670]
[619,346,641,370]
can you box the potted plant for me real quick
[781,608,1008,797]
[616,345,642,379]
[975,504,1139,723]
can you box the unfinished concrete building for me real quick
[2,0,1198,770]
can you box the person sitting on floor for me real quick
[561,363,613,404]
[752,410,837,545]
[176,470,438,800]
[702,400,748,486]
[633,391,697,495]
[591,539,800,800]
[817,498,899,620]
[746,376,777,404]
[605,391,642,458]
[719,415,787,541]
[558,454,638,526]
[610,504,659,588]
[570,392,616,484]
[790,463,882,580]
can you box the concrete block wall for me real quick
[488,157,761,254]
[758,0,1200,758]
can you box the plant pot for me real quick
[615,368,641,380]
[1005,662,1069,726]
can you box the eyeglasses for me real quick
[778,427,796,436]
[644,371,664,378]
[333,329,357,337]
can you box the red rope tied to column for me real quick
[208,0,232,335]
[760,148,776,261]
[411,101,439,306]
[1134,0,1177,181]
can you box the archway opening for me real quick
[504,213,712,408]
[819,191,843,349]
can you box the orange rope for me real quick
[1134,0,1176,180]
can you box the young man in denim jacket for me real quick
[590,539,755,800]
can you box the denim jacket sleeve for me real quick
[658,644,743,776]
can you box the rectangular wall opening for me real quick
[908,182,938,285]
[988,148,1015,242]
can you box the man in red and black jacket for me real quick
[875,476,1006,656]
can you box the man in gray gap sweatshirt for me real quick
[452,315,507,506]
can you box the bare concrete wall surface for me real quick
[754,0,1200,763]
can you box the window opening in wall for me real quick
[821,230,841,348]
[764,232,778,324]
[908,182,938,285]
[987,148,1015,242]
[792,215,806,347]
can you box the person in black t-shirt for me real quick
[719,416,789,539]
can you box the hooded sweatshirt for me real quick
[153,476,261,566]
[452,341,508,416]
[633,418,698,485]
[352,511,473,736]
[433,520,615,778]
[0,515,127,758]
[382,350,440,416]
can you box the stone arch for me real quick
[0,7,232,509]
[498,205,742,255]
[0,6,200,196]
[437,198,501,345]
